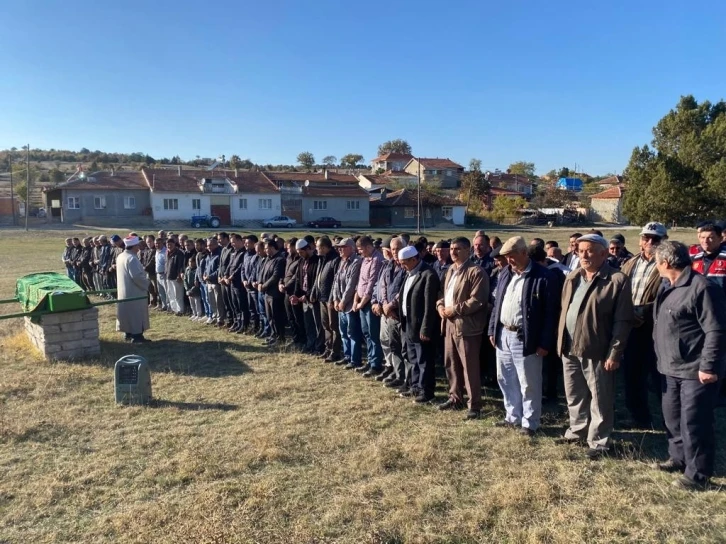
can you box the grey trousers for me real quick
[381,315,405,381]
[563,354,615,449]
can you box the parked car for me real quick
[263,215,297,228]
[190,214,221,228]
[307,216,342,228]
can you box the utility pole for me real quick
[8,150,16,226]
[24,144,29,231]
[417,158,421,234]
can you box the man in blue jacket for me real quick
[488,236,558,436]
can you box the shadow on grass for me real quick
[64,339,256,378]
[150,399,238,411]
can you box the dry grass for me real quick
[0,228,724,544]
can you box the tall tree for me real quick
[623,95,726,225]
[229,155,242,169]
[460,158,490,213]
[321,155,338,167]
[508,161,536,177]
[377,139,412,156]
[340,153,364,168]
[297,151,315,171]
[557,166,570,178]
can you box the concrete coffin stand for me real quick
[24,307,101,360]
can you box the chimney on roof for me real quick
[235,167,239,177]
[324,169,329,180]
[111,166,115,176]
[178,165,182,176]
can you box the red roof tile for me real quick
[303,185,370,198]
[370,188,463,207]
[414,158,464,170]
[489,187,525,196]
[590,186,624,199]
[371,152,414,163]
[264,171,359,184]
[598,175,624,185]
[142,168,203,192]
[54,170,149,191]
[227,171,279,194]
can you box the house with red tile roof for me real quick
[263,170,369,226]
[357,171,417,190]
[369,188,465,227]
[487,171,533,196]
[43,169,153,226]
[403,158,464,189]
[144,167,281,227]
[370,152,414,172]
[589,185,627,224]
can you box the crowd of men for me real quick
[62,222,726,491]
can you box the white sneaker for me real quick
[205,317,213,324]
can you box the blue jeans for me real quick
[496,328,543,430]
[339,310,362,365]
[258,292,270,335]
[199,280,211,317]
[360,303,383,369]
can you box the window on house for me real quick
[124,196,136,209]
[314,200,327,210]
[346,200,360,210]
[259,198,272,210]
[431,169,439,175]
[446,169,453,177]
[94,196,106,209]
[67,197,80,209]
[425,208,432,219]
[404,207,415,218]
[239,198,247,209]
[192,199,201,210]
[163,198,179,210]
[442,206,453,220]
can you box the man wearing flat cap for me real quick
[116,235,151,343]
[433,240,453,283]
[488,236,558,435]
[558,233,633,458]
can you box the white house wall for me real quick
[451,206,466,226]
[230,193,282,224]
[151,192,210,221]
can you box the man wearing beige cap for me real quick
[558,233,633,458]
[488,236,558,435]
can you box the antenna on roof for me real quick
[304,180,310,187]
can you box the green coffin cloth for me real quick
[15,272,88,313]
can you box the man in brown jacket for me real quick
[620,222,667,428]
[436,237,490,419]
[558,234,634,459]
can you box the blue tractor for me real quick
[190,214,221,229]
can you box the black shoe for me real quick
[414,394,435,404]
[334,358,350,366]
[494,420,516,428]
[325,354,342,363]
[266,337,278,347]
[398,388,414,397]
[319,350,331,360]
[363,368,383,378]
[355,364,371,373]
[384,379,403,389]
[438,398,465,411]
[254,331,266,338]
[654,459,686,473]
[671,475,710,491]
[586,447,609,460]
[130,335,151,344]
[375,367,393,381]
[229,323,241,332]
[344,363,361,370]
[465,410,481,420]
[519,428,536,437]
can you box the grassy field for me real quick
[0,227,724,544]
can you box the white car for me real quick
[263,215,297,228]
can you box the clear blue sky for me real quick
[1,0,724,175]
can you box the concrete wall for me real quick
[230,193,282,225]
[25,307,100,360]
[151,192,209,221]
[590,198,625,224]
[60,189,151,223]
[301,196,369,226]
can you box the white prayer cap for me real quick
[398,246,418,261]
[124,235,140,247]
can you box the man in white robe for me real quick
[116,235,151,343]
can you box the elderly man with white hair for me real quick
[116,235,151,343]
[557,233,634,459]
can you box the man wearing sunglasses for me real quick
[620,222,667,428]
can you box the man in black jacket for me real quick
[218,232,234,328]
[241,235,260,333]
[397,245,441,403]
[653,241,726,490]
[225,234,248,333]
[311,236,341,361]
[292,238,323,354]
[164,238,186,315]
[281,238,305,346]
[259,240,288,346]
